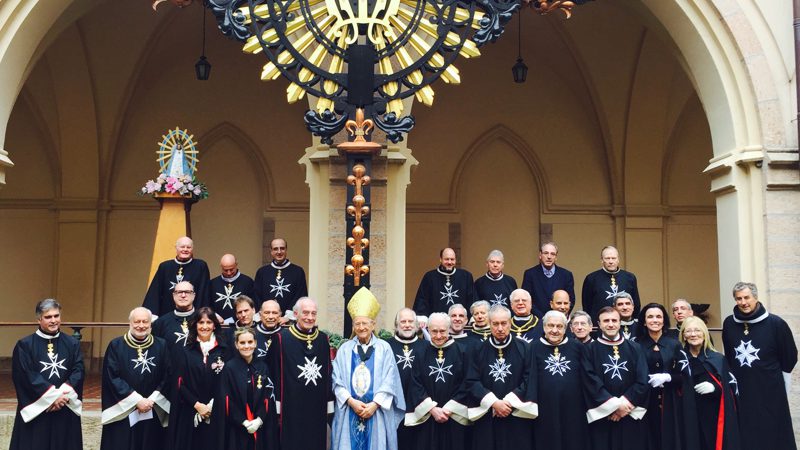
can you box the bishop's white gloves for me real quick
[648,373,672,388]
[694,381,715,395]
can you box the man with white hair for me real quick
[271,296,333,450]
[388,308,426,450]
[531,310,590,449]
[509,288,543,343]
[100,307,171,450]
[464,300,491,347]
[474,250,517,308]
[10,299,84,450]
[665,298,693,339]
[143,236,210,316]
[448,304,469,344]
[405,312,470,449]
[465,305,538,450]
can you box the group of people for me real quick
[8,237,798,450]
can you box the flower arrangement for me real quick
[139,173,209,200]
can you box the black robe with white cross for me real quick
[462,325,491,351]
[583,335,649,450]
[151,309,195,351]
[531,337,590,450]
[388,335,427,450]
[722,303,798,450]
[510,314,543,344]
[677,348,741,450]
[209,271,255,323]
[473,273,517,308]
[253,260,308,313]
[220,356,278,450]
[581,268,641,323]
[412,267,476,319]
[100,334,171,450]
[143,258,211,317]
[465,336,537,450]
[270,326,333,450]
[619,318,640,341]
[10,330,84,450]
[405,338,470,450]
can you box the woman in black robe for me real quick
[635,303,682,450]
[167,307,229,450]
[221,327,278,450]
[678,316,741,450]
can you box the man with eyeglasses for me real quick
[722,281,798,450]
[531,310,590,449]
[143,236,210,317]
[152,280,197,349]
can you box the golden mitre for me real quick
[347,287,380,321]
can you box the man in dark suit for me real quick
[520,242,575,318]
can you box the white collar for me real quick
[174,258,193,265]
[36,329,60,340]
[436,266,456,276]
[174,308,195,317]
[489,335,512,349]
[271,259,291,270]
[484,272,504,281]
[221,271,241,283]
[393,334,418,344]
[597,334,624,345]
[256,323,281,335]
[539,336,569,346]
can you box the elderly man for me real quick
[722,282,798,450]
[448,303,469,344]
[665,298,693,339]
[581,246,640,323]
[405,312,470,449]
[332,288,404,450]
[509,288,543,343]
[143,236,210,317]
[151,280,196,349]
[549,290,571,315]
[474,250,517,308]
[271,296,333,450]
[569,310,594,344]
[100,307,170,450]
[614,293,639,340]
[521,242,575,318]
[583,306,649,450]
[465,300,491,346]
[413,247,476,325]
[253,238,308,317]
[254,299,282,362]
[388,308,426,450]
[465,305,537,450]
[532,310,590,450]
[10,299,84,450]
[209,254,254,323]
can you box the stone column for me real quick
[300,142,417,334]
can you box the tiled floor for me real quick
[0,373,102,412]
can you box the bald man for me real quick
[143,236,210,317]
[209,254,254,323]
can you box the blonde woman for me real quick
[678,317,740,450]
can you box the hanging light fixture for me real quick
[195,7,211,80]
[511,12,528,83]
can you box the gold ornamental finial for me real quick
[345,163,371,285]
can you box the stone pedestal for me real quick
[147,193,194,282]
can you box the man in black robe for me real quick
[465,305,538,450]
[405,313,470,450]
[722,282,797,450]
[10,299,84,450]
[521,242,576,318]
[209,253,254,323]
[532,310,590,450]
[388,308,426,450]
[583,306,649,450]
[509,289,543,343]
[253,238,308,317]
[464,301,491,349]
[413,248,476,325]
[151,280,196,350]
[143,236,211,317]
[254,299,283,365]
[614,293,640,340]
[270,297,333,450]
[581,246,641,322]
[100,307,171,450]
[449,304,470,346]
[474,250,517,308]
[223,295,258,349]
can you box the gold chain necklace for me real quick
[124,332,154,359]
[289,325,319,349]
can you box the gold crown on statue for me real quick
[347,287,380,321]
